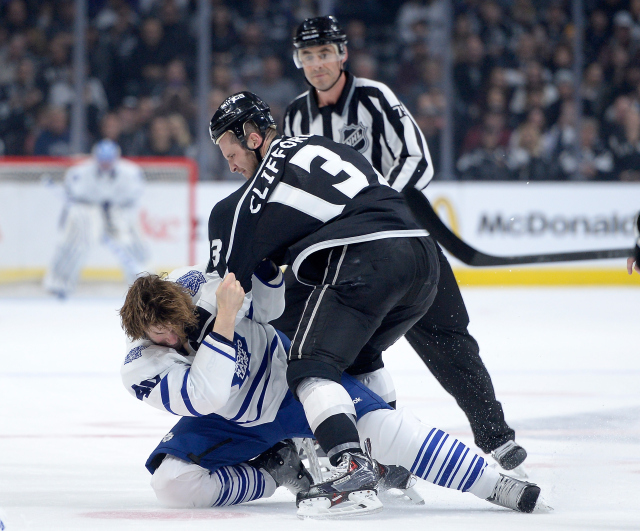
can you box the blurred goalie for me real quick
[43,139,148,298]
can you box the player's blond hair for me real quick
[119,274,198,341]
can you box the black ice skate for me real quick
[250,439,313,496]
[486,473,541,513]
[296,440,382,518]
[377,464,424,505]
[491,440,528,471]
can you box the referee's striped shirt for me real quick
[283,71,434,191]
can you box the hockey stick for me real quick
[403,187,635,266]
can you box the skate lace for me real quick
[491,476,520,507]
[326,455,352,481]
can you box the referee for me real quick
[273,15,527,472]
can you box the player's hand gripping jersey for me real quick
[120,265,289,426]
[206,134,427,290]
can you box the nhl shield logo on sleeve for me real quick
[340,123,369,153]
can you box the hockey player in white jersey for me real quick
[43,139,148,298]
[119,264,542,517]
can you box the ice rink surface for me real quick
[1,283,638,530]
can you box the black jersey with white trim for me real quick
[283,72,434,192]
[207,134,427,290]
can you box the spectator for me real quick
[478,0,511,65]
[155,58,195,120]
[582,62,609,119]
[609,11,639,56]
[209,4,240,55]
[38,32,73,101]
[125,17,173,97]
[414,90,445,171]
[158,0,194,64]
[507,121,551,181]
[248,55,299,126]
[3,0,31,37]
[139,115,183,156]
[99,111,122,144]
[509,61,557,121]
[117,97,146,156]
[33,106,73,156]
[454,34,493,119]
[0,57,44,154]
[461,110,511,153]
[402,57,443,112]
[584,9,612,65]
[235,22,267,84]
[543,99,578,162]
[167,113,193,156]
[608,100,640,181]
[457,122,511,180]
[556,117,614,180]
[0,33,28,86]
[210,62,245,95]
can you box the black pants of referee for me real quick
[272,242,514,454]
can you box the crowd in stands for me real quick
[1,0,640,181]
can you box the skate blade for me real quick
[504,464,528,479]
[404,486,425,505]
[297,490,383,519]
[533,496,554,513]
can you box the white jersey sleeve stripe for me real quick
[202,339,236,362]
[181,368,204,417]
[160,376,179,415]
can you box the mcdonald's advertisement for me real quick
[420,182,640,285]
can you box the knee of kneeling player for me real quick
[150,456,216,508]
[286,358,343,399]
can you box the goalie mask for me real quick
[292,16,347,69]
[209,91,276,146]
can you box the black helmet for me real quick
[293,16,347,51]
[209,91,276,145]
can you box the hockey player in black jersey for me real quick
[207,91,441,515]
[278,15,528,473]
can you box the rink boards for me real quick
[0,181,638,285]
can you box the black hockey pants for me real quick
[271,242,514,454]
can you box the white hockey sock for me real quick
[151,455,276,508]
[357,408,497,498]
[351,368,397,404]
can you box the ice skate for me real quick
[486,473,541,513]
[250,439,313,495]
[377,464,424,505]
[492,440,528,475]
[296,440,382,518]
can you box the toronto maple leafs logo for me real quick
[124,345,147,365]
[176,270,206,296]
[339,122,370,153]
[231,334,250,387]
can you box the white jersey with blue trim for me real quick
[65,158,144,207]
[120,264,290,427]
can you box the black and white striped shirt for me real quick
[283,72,434,192]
